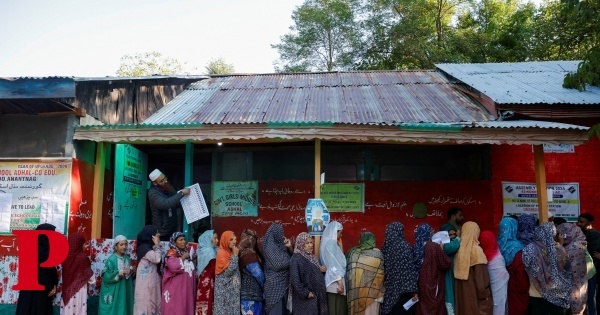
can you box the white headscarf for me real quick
[319,221,347,287]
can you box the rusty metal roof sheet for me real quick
[143,71,494,125]
[436,61,600,105]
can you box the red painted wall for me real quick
[490,138,600,230]
[213,180,494,250]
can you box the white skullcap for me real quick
[113,235,127,248]
[149,169,163,181]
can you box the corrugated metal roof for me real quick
[436,61,600,105]
[470,121,589,130]
[143,71,494,126]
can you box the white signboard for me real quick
[0,193,12,233]
[181,183,210,224]
[502,182,580,219]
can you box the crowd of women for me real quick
[15,210,600,315]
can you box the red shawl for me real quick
[480,231,501,261]
[61,233,93,305]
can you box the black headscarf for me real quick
[263,223,291,313]
[136,225,159,261]
[381,222,418,314]
[35,223,56,263]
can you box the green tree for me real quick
[358,0,468,70]
[451,0,535,63]
[273,0,363,72]
[116,51,185,76]
[205,57,235,75]
[561,0,600,90]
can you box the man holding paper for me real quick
[148,169,190,241]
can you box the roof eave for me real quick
[74,123,590,145]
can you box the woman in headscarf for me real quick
[479,231,509,315]
[134,225,162,315]
[263,223,293,315]
[517,214,536,246]
[415,240,451,315]
[161,232,196,315]
[439,225,460,315]
[320,221,348,315]
[556,222,588,315]
[238,229,265,315]
[195,230,219,315]
[213,230,241,315]
[290,232,328,315]
[522,222,571,314]
[16,223,59,315]
[346,231,385,315]
[99,235,135,315]
[413,224,434,273]
[381,222,418,315]
[453,221,492,315]
[61,232,94,315]
[497,217,529,315]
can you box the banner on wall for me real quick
[0,159,71,233]
[305,198,331,236]
[212,181,258,217]
[502,182,580,218]
[320,183,365,212]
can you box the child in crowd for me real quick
[99,235,135,315]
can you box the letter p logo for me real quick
[12,230,69,290]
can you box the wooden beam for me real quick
[534,145,549,223]
[314,139,321,198]
[314,139,321,259]
[91,142,106,238]
[183,142,194,240]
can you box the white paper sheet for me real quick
[403,297,419,310]
[0,193,12,233]
[180,183,209,224]
[432,231,450,244]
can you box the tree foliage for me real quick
[116,51,185,77]
[561,0,600,90]
[205,57,235,75]
[273,0,600,83]
[273,0,363,72]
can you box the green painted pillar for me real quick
[184,142,194,240]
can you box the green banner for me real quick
[320,183,364,212]
[212,181,258,217]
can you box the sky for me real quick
[0,0,305,77]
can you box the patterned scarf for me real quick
[517,214,537,246]
[215,231,234,275]
[294,232,320,267]
[556,223,588,314]
[239,229,262,269]
[381,222,418,314]
[497,217,523,265]
[522,222,572,309]
[263,223,292,313]
[61,233,93,305]
[346,232,376,260]
[454,221,487,280]
[413,224,434,272]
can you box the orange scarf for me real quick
[215,231,234,274]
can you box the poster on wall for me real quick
[502,182,580,219]
[212,181,258,217]
[320,183,365,212]
[0,159,71,233]
[305,198,331,236]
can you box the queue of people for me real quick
[15,206,600,315]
